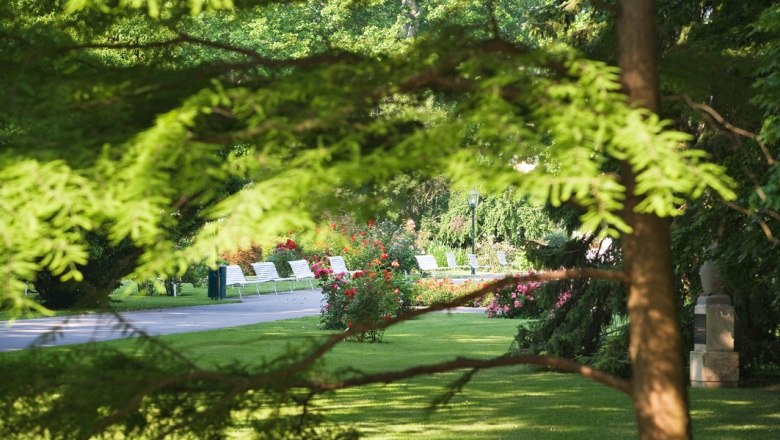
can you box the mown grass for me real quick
[100,314,780,440]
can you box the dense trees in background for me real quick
[1,0,779,438]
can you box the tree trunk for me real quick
[617,1,692,439]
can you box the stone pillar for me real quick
[690,261,739,387]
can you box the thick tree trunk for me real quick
[617,1,692,439]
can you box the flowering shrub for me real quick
[485,278,543,318]
[319,262,412,343]
[324,219,420,275]
[266,238,304,277]
[411,278,488,307]
[219,243,263,275]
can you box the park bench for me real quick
[250,262,296,294]
[288,259,316,290]
[224,265,263,299]
[327,256,357,277]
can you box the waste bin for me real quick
[207,266,227,300]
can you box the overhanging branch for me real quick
[277,268,628,382]
[303,354,632,395]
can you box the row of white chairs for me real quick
[223,256,357,299]
[414,251,518,278]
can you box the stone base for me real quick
[690,350,739,388]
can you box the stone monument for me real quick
[690,260,739,387]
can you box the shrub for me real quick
[266,239,304,277]
[220,243,263,275]
[485,278,545,318]
[411,278,487,307]
[330,219,421,275]
[319,262,411,343]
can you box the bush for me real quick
[485,278,545,318]
[266,239,304,277]
[411,278,487,307]
[220,243,263,275]
[319,263,411,343]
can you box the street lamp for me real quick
[467,189,479,275]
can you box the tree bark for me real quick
[617,1,692,439]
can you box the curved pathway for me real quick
[0,289,324,352]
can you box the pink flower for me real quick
[513,300,521,308]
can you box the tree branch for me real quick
[302,354,632,395]
[673,94,775,165]
[723,201,780,245]
[275,268,628,383]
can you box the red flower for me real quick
[380,252,389,259]
[368,218,376,228]
[331,223,338,230]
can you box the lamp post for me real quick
[467,189,479,275]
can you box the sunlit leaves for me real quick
[0,159,96,316]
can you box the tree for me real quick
[2,1,766,439]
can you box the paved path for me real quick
[0,289,324,352]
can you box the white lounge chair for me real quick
[415,255,448,278]
[224,265,263,299]
[288,259,316,290]
[327,256,357,277]
[445,252,468,271]
[497,251,519,269]
[251,262,296,294]
[467,254,489,273]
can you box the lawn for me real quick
[97,313,779,439]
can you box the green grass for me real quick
[99,314,779,439]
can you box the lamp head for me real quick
[467,189,479,209]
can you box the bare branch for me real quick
[277,268,628,382]
[676,94,775,165]
[303,354,632,395]
[724,201,780,245]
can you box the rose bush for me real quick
[485,277,544,318]
[319,259,412,343]
[266,238,304,277]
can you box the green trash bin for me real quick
[207,266,227,300]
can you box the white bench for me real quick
[446,252,468,270]
[415,255,448,278]
[468,254,489,273]
[288,259,316,290]
[327,256,357,277]
[224,265,263,299]
[251,262,296,294]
